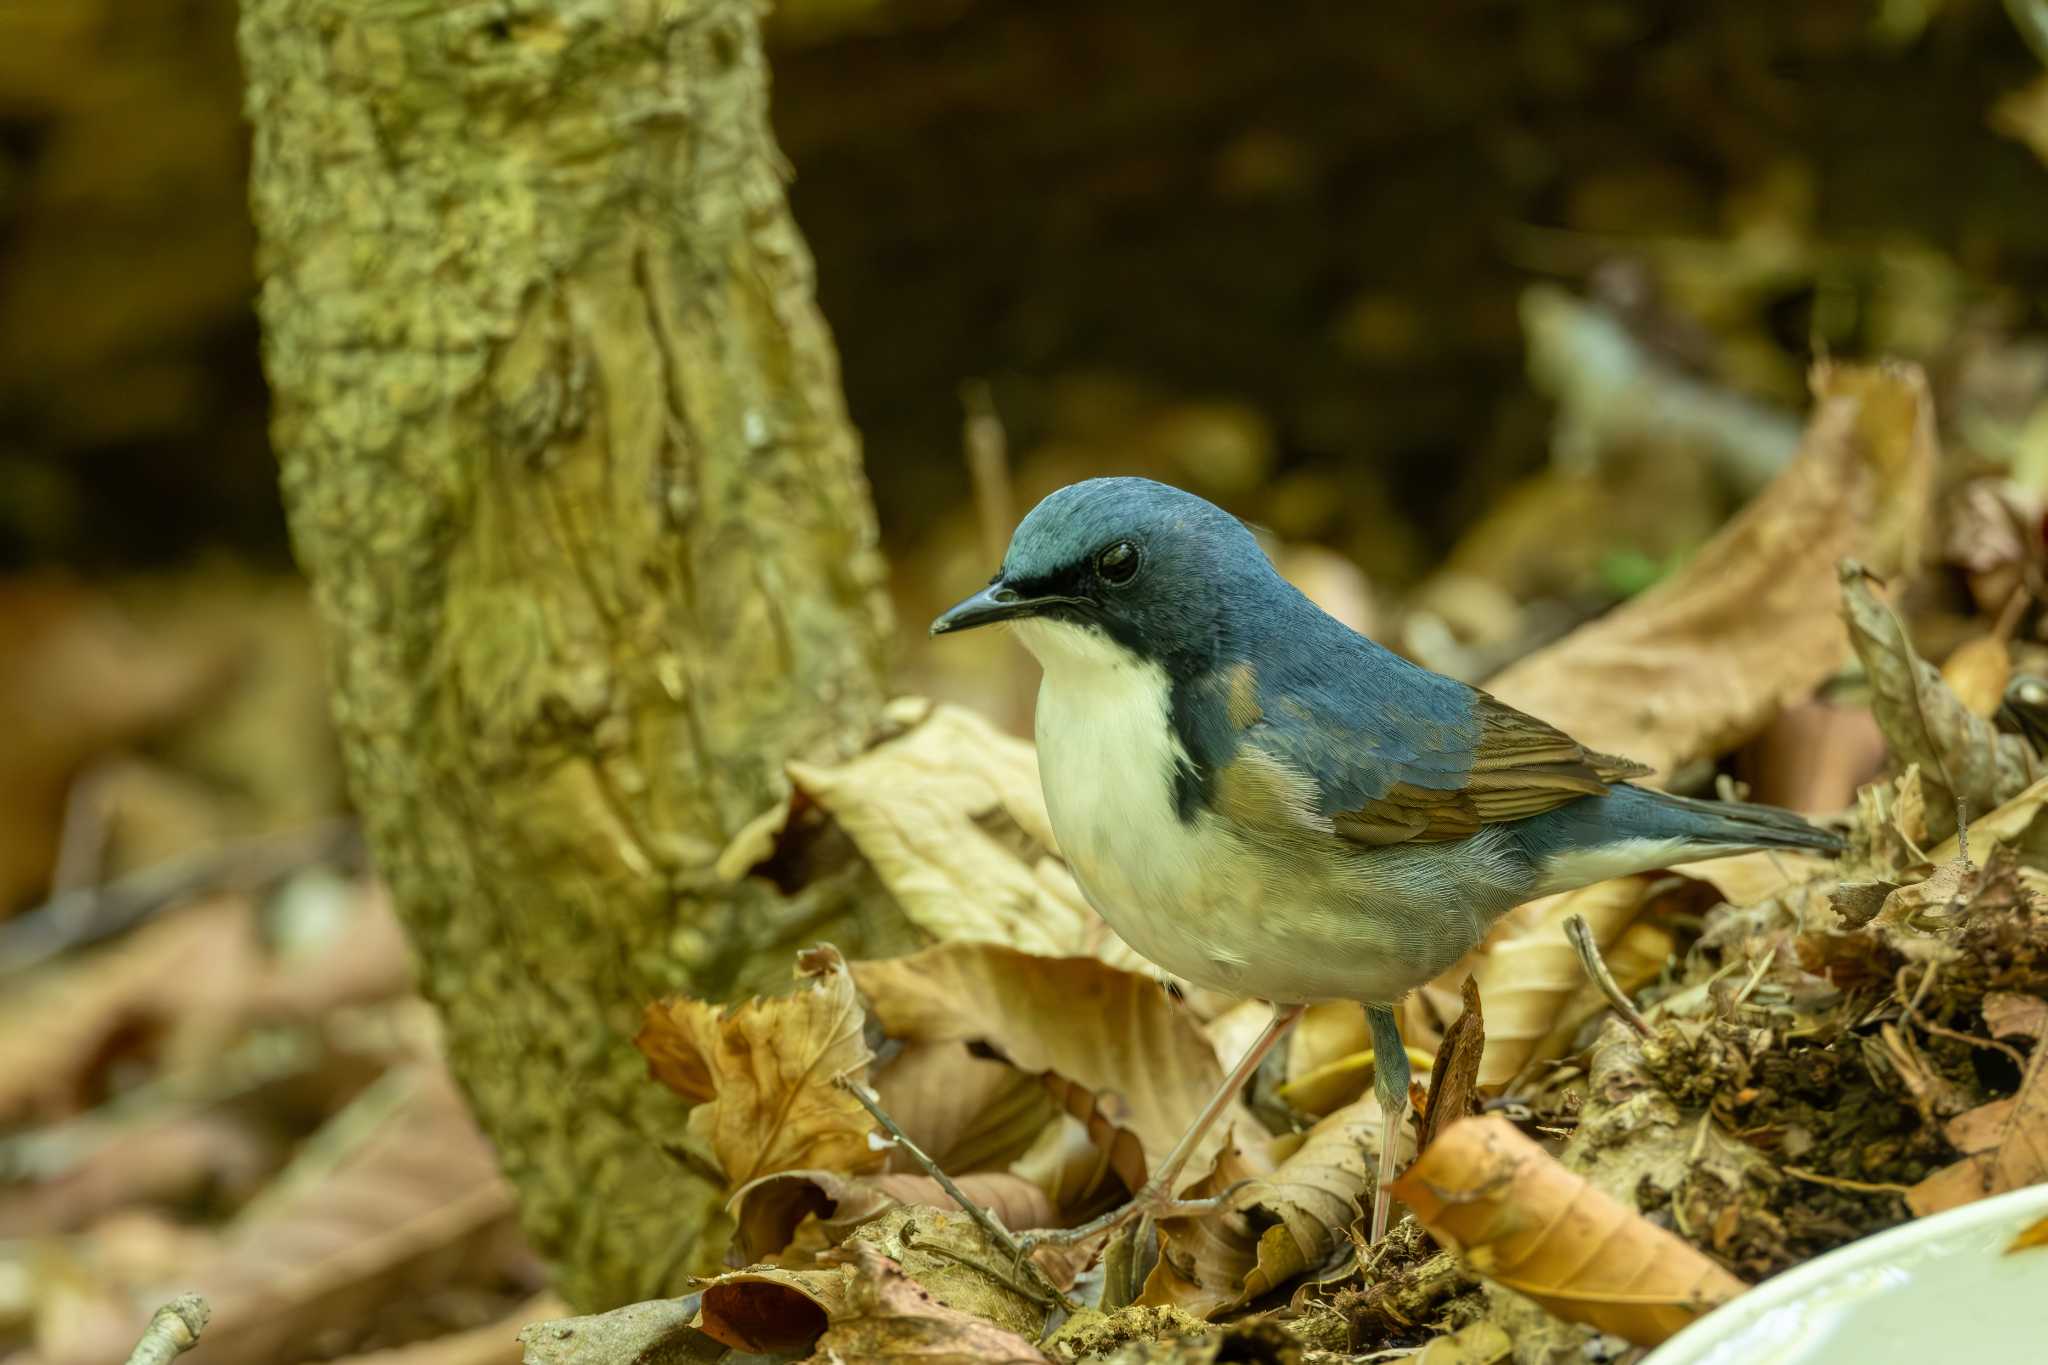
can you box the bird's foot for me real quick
[1014,1181,1231,1255]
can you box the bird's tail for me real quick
[1517,781,1842,895]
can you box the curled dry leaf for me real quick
[1907,993,2048,1216]
[731,1169,1058,1265]
[720,699,1142,969]
[700,1206,1050,1354]
[1144,1094,1386,1317]
[697,1261,850,1356]
[1840,563,2039,838]
[809,1242,1051,1364]
[1389,1114,1747,1347]
[1487,360,1936,781]
[635,946,878,1193]
[1464,877,1653,1087]
[850,943,1244,1185]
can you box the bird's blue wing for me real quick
[1185,639,1648,846]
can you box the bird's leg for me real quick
[1366,1001,1410,1242]
[1018,1000,1306,1251]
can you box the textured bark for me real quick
[238,0,916,1309]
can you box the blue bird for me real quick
[931,477,1841,1246]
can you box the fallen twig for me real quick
[123,1294,210,1365]
[1564,913,1652,1037]
[838,1077,1077,1313]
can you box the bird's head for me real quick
[930,477,1270,677]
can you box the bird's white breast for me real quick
[1013,617,1527,1005]
[1014,619,1251,993]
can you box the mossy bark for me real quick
[239,0,914,1308]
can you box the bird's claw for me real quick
[1013,1181,1231,1260]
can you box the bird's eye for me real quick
[1095,540,1139,586]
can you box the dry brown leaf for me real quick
[1390,1115,1747,1347]
[1487,360,1935,779]
[851,943,1244,1185]
[1144,1094,1385,1317]
[1841,565,2039,837]
[730,1168,1059,1264]
[809,1243,1052,1363]
[45,1066,521,1365]
[1466,877,1653,1086]
[636,945,879,1192]
[1907,995,2048,1216]
[325,1294,567,1365]
[722,699,1142,970]
[871,1039,1056,1178]
[697,1262,851,1356]
[1418,978,1485,1153]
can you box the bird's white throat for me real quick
[1011,616,1233,986]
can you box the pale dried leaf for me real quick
[732,702,1142,968]
[1278,1003,1371,1115]
[1392,1116,1745,1346]
[851,944,1244,1185]
[1487,360,1935,778]
[810,1243,1051,1363]
[1468,878,1653,1086]
[635,946,878,1192]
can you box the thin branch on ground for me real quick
[123,1294,210,1365]
[838,1077,1078,1313]
[1564,913,1652,1037]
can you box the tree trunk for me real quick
[238,0,914,1309]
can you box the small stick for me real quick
[1564,913,1652,1037]
[124,1294,209,1365]
[839,1079,1077,1313]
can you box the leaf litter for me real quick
[578,360,2048,1363]
[11,355,2048,1365]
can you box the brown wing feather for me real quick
[1331,694,1651,846]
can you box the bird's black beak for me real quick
[930,582,1056,636]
